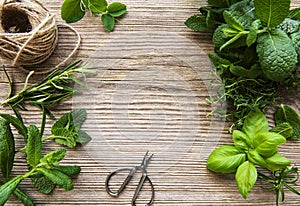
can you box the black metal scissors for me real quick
[105,151,155,206]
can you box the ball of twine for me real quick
[0,0,58,67]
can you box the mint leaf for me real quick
[83,0,107,14]
[107,2,127,17]
[228,0,256,29]
[289,8,300,20]
[236,161,257,198]
[76,130,92,143]
[52,110,87,132]
[229,64,261,79]
[185,14,210,32]
[26,125,42,167]
[242,109,268,140]
[254,0,290,28]
[0,176,24,205]
[52,128,77,148]
[61,0,85,23]
[53,165,81,177]
[206,145,246,173]
[0,113,27,138]
[275,104,300,140]
[253,132,286,157]
[271,122,293,139]
[247,19,261,47]
[31,175,55,194]
[101,13,115,31]
[13,188,35,206]
[0,119,15,179]
[207,0,239,8]
[40,149,66,167]
[223,10,244,32]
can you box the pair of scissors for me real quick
[105,151,155,206]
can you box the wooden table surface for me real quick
[1,0,300,205]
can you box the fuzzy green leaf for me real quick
[242,109,269,140]
[0,119,15,179]
[83,0,107,14]
[61,0,85,23]
[37,168,74,191]
[107,2,126,17]
[185,14,210,32]
[0,113,27,138]
[101,13,115,32]
[13,188,35,206]
[271,122,293,139]
[207,145,246,173]
[223,10,244,31]
[0,176,23,205]
[247,19,261,47]
[275,104,300,140]
[253,132,286,157]
[265,153,291,171]
[31,175,55,194]
[254,0,290,28]
[26,125,42,167]
[236,161,257,198]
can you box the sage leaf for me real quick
[13,188,35,206]
[265,153,291,171]
[232,130,250,152]
[26,125,42,167]
[107,2,127,17]
[101,13,115,31]
[61,0,85,23]
[206,145,246,173]
[236,161,257,198]
[271,122,293,139]
[185,14,209,32]
[247,149,267,168]
[0,176,23,205]
[40,149,66,167]
[253,132,286,157]
[242,109,268,140]
[31,175,55,194]
[37,168,74,191]
[275,104,300,140]
[223,10,244,31]
[0,113,27,138]
[83,0,107,14]
[0,119,15,179]
[247,19,261,47]
[254,0,290,28]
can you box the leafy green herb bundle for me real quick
[186,0,300,128]
[0,62,94,205]
[61,0,127,31]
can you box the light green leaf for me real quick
[236,161,257,198]
[265,153,291,171]
[61,0,85,23]
[0,119,15,179]
[0,113,27,138]
[107,2,127,17]
[254,0,290,28]
[37,168,74,191]
[247,149,267,168]
[13,188,35,206]
[207,145,246,174]
[223,10,244,31]
[242,109,268,140]
[101,13,115,32]
[40,149,66,167]
[275,104,300,140]
[0,176,23,205]
[185,14,210,32]
[83,0,107,14]
[247,19,261,47]
[26,125,42,167]
[253,132,286,157]
[271,122,293,139]
[232,130,250,152]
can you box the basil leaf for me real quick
[206,145,246,173]
[248,149,267,168]
[275,104,300,140]
[247,19,261,47]
[75,130,92,143]
[31,175,55,194]
[26,125,42,167]
[107,2,127,17]
[83,0,107,14]
[101,13,115,32]
[37,168,74,191]
[0,113,27,138]
[265,153,291,171]
[0,176,23,205]
[40,149,66,167]
[242,109,268,140]
[61,0,85,23]
[0,119,15,179]
[223,10,244,32]
[185,14,210,32]
[13,187,35,206]
[254,0,290,28]
[236,161,257,198]
[53,165,81,177]
[253,132,286,157]
[271,122,293,139]
[232,130,250,152]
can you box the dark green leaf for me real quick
[247,19,261,46]
[223,10,244,31]
[40,149,66,167]
[265,153,291,171]
[206,145,246,173]
[207,0,239,8]
[228,0,256,29]
[75,130,92,143]
[289,8,300,20]
[53,165,81,177]
[52,110,87,132]
[0,176,23,205]
[0,119,15,179]
[31,175,55,194]
[275,104,300,140]
[277,18,300,34]
[291,32,300,59]
[185,14,210,32]
[107,2,127,17]
[236,161,257,198]
[253,132,286,157]
[101,13,115,32]
[219,32,247,51]
[52,128,77,148]
[37,168,74,191]
[254,0,290,28]
[83,0,107,13]
[242,109,268,140]
[0,113,27,138]
[232,130,250,152]
[229,64,261,79]
[61,0,85,23]
[13,188,35,206]
[271,122,293,139]
[26,125,42,167]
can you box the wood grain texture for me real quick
[1,0,300,205]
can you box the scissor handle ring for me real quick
[105,168,132,197]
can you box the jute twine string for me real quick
[0,0,81,74]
